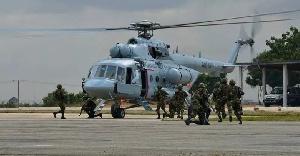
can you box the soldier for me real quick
[173,84,188,119]
[154,85,169,119]
[193,83,210,125]
[185,96,205,125]
[212,82,223,122]
[228,79,244,124]
[219,78,229,120]
[53,84,66,119]
[168,96,176,118]
[79,97,102,118]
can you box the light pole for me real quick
[12,80,24,107]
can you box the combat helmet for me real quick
[229,79,236,85]
[214,82,220,88]
[157,85,162,89]
[198,83,205,88]
[221,78,227,84]
[57,84,62,89]
[177,84,183,90]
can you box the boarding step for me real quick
[137,97,152,111]
[94,99,106,112]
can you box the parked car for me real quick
[263,86,300,107]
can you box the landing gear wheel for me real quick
[117,108,125,118]
[111,104,119,118]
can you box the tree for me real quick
[42,89,86,107]
[246,27,300,88]
[190,74,220,94]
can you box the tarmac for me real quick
[0,111,300,155]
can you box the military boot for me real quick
[238,118,242,124]
[53,112,57,118]
[184,118,191,125]
[217,115,222,122]
[222,113,227,119]
[229,115,232,122]
[204,117,210,125]
[163,112,167,118]
[156,114,160,119]
[156,110,161,119]
[61,112,66,119]
[198,119,204,125]
[98,113,103,118]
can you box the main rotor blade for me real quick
[158,18,294,29]
[164,8,300,27]
[0,27,130,32]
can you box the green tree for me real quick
[190,74,220,94]
[246,27,300,88]
[42,89,86,107]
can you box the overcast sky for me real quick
[0,0,299,103]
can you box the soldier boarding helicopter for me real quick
[1,9,299,118]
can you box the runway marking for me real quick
[33,145,53,147]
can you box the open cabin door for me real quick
[117,68,142,97]
[140,69,147,97]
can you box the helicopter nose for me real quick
[83,78,115,98]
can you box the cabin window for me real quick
[105,65,117,79]
[155,76,159,83]
[150,75,153,82]
[117,67,125,83]
[131,70,140,84]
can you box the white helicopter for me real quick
[1,9,299,118]
[80,10,298,118]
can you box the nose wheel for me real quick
[111,103,125,118]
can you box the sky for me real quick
[0,0,300,103]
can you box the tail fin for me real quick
[227,40,242,64]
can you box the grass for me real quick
[1,108,300,121]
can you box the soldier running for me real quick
[212,82,223,122]
[185,83,209,125]
[53,84,66,119]
[219,78,229,121]
[154,85,169,119]
[228,79,244,124]
[173,84,187,119]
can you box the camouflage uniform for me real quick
[80,97,102,118]
[185,83,210,125]
[53,84,66,119]
[228,79,244,124]
[154,85,169,119]
[212,82,223,122]
[219,78,229,120]
[173,84,187,119]
[168,96,176,118]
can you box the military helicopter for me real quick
[1,9,299,118]
[80,10,299,118]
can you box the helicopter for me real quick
[1,9,299,118]
[80,10,299,118]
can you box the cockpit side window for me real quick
[105,65,117,79]
[99,65,107,77]
[117,67,125,83]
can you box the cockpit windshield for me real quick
[105,65,117,79]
